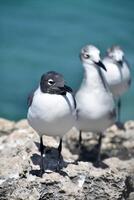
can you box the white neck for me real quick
[81,62,107,91]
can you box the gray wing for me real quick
[72,94,77,109]
[64,85,77,109]
[27,90,35,107]
[124,58,131,70]
[124,59,132,86]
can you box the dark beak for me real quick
[64,85,73,93]
[117,60,123,66]
[95,61,107,71]
[58,85,73,95]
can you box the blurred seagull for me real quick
[27,71,76,176]
[75,45,116,166]
[102,46,131,129]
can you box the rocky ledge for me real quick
[0,118,134,200]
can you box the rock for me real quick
[14,119,30,129]
[0,118,134,200]
[127,192,134,200]
[125,120,134,130]
[0,118,15,136]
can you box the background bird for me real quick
[27,71,76,176]
[102,45,131,129]
[75,45,116,166]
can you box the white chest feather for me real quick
[75,64,116,133]
[27,88,75,136]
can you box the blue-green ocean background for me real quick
[0,0,134,121]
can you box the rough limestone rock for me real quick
[0,118,15,136]
[0,118,134,200]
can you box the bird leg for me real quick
[75,130,82,150]
[79,130,82,146]
[116,98,125,130]
[117,98,121,122]
[58,138,62,159]
[40,136,45,177]
[57,138,62,170]
[94,132,103,167]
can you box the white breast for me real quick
[76,86,115,133]
[75,64,116,133]
[27,88,76,137]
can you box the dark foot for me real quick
[115,121,125,130]
[93,160,108,169]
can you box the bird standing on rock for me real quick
[27,71,76,176]
[102,46,131,129]
[75,44,116,166]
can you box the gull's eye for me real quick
[48,79,55,85]
[84,54,90,59]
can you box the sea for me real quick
[0,0,134,121]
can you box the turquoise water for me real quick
[0,0,134,121]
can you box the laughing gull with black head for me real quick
[75,44,116,166]
[102,45,131,129]
[27,71,76,176]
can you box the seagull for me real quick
[27,71,76,175]
[102,45,131,129]
[75,45,116,165]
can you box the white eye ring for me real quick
[83,54,90,59]
[48,79,55,85]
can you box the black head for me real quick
[40,71,72,95]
